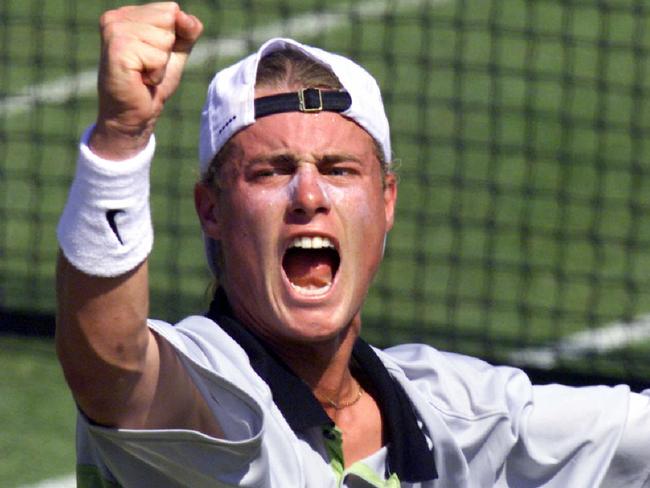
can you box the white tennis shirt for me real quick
[75,309,650,487]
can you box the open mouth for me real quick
[282,236,340,296]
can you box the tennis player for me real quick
[56,3,650,487]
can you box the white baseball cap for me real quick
[199,37,391,174]
[199,38,392,276]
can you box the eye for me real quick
[250,161,295,180]
[248,154,296,181]
[326,167,348,176]
[323,164,359,177]
[319,155,362,177]
[255,168,279,178]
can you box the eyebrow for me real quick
[248,152,363,166]
[248,153,298,166]
[320,153,363,165]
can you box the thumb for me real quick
[156,11,203,96]
[173,11,204,55]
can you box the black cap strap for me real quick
[254,88,352,118]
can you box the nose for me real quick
[288,165,330,219]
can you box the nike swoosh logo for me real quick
[106,209,125,245]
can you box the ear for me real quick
[194,182,221,240]
[383,172,398,233]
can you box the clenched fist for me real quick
[90,2,203,159]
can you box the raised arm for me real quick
[55,3,217,434]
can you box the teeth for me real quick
[290,236,335,250]
[291,282,332,296]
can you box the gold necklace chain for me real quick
[319,382,364,410]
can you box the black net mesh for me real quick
[2,0,650,380]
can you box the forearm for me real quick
[55,253,152,425]
[56,252,221,434]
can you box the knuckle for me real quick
[157,50,172,68]
[100,20,119,39]
[98,10,117,29]
[99,5,132,26]
[164,2,181,13]
[160,10,178,28]
[163,30,177,47]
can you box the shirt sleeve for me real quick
[75,318,272,488]
[600,389,650,487]
[506,383,633,486]
[384,344,650,487]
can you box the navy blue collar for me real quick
[206,289,437,482]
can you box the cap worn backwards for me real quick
[198,38,392,276]
[198,37,392,175]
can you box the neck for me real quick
[210,288,363,414]
[258,316,363,414]
[278,319,359,384]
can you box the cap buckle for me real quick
[298,88,323,113]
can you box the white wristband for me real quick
[57,126,155,277]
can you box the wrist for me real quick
[57,125,156,277]
[90,118,156,160]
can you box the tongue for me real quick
[284,250,335,289]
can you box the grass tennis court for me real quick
[2,0,650,485]
[0,336,75,486]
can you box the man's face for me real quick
[199,93,396,347]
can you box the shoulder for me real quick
[376,343,533,420]
[147,315,251,372]
[377,344,645,454]
[376,343,639,420]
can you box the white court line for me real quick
[16,474,76,488]
[0,0,443,118]
[509,314,650,369]
[9,2,450,487]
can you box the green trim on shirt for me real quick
[322,426,401,487]
[77,464,122,488]
[323,426,346,481]
[346,463,401,488]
